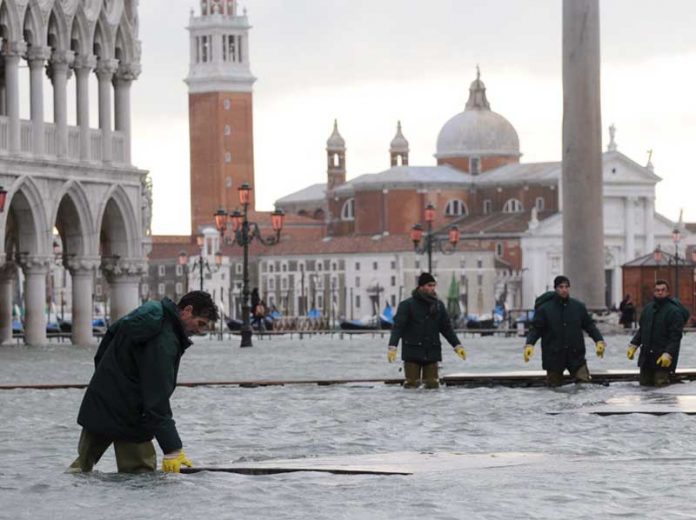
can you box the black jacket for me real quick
[525,291,604,372]
[77,298,192,453]
[630,297,689,370]
[389,289,460,363]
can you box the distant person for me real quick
[523,275,606,387]
[619,294,636,329]
[387,272,466,388]
[627,280,689,387]
[68,291,219,474]
[253,299,267,331]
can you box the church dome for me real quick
[435,71,520,159]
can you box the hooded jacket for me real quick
[630,297,689,370]
[389,289,460,363]
[525,291,604,372]
[77,298,192,453]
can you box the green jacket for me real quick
[389,289,460,363]
[631,297,689,370]
[77,298,191,453]
[525,291,603,372]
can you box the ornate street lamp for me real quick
[179,235,218,292]
[673,228,682,300]
[214,183,285,347]
[0,186,7,213]
[410,203,459,273]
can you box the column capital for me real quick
[4,41,27,59]
[18,255,52,274]
[66,255,100,275]
[49,49,75,70]
[73,54,97,71]
[115,62,141,83]
[101,256,147,282]
[0,261,16,282]
[95,59,119,80]
[26,46,51,65]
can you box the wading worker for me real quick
[68,291,219,474]
[523,275,606,387]
[387,272,466,388]
[627,279,689,387]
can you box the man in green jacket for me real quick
[627,279,689,387]
[387,273,466,388]
[68,291,219,474]
[524,275,606,387]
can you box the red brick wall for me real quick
[189,91,255,232]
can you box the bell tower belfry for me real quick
[185,0,257,233]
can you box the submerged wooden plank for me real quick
[181,451,547,477]
[549,395,696,416]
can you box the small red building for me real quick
[622,249,696,321]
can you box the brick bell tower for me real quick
[185,0,256,233]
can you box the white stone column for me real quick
[103,258,146,321]
[0,262,15,344]
[96,59,118,163]
[28,47,51,155]
[21,256,51,346]
[562,0,604,308]
[48,50,74,158]
[644,197,655,253]
[4,44,25,153]
[114,65,139,164]
[74,56,95,160]
[624,196,636,262]
[68,257,98,345]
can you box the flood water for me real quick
[2,332,696,519]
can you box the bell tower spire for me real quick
[186,0,257,232]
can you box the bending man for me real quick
[68,291,219,473]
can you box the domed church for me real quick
[274,69,678,310]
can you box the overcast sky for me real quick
[134,0,696,235]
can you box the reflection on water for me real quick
[2,334,696,519]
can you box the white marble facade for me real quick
[521,151,679,309]
[0,0,147,346]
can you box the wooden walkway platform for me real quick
[4,368,696,391]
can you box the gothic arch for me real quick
[97,184,138,258]
[114,20,135,64]
[0,0,20,44]
[50,180,97,257]
[47,4,71,52]
[5,175,51,256]
[69,7,92,58]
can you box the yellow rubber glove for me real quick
[626,344,638,360]
[523,344,534,363]
[454,346,466,360]
[656,353,673,368]
[162,450,193,473]
[595,340,606,359]
[387,348,397,363]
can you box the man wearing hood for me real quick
[68,291,219,473]
[387,272,466,388]
[627,279,689,387]
[523,275,606,387]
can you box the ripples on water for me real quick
[2,334,696,519]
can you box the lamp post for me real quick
[178,235,222,293]
[214,183,285,347]
[673,228,682,301]
[410,203,460,273]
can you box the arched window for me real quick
[445,199,468,217]
[535,197,545,211]
[502,198,523,213]
[341,198,355,221]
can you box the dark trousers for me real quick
[639,365,671,387]
[546,362,591,387]
[404,361,439,389]
[67,429,157,474]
